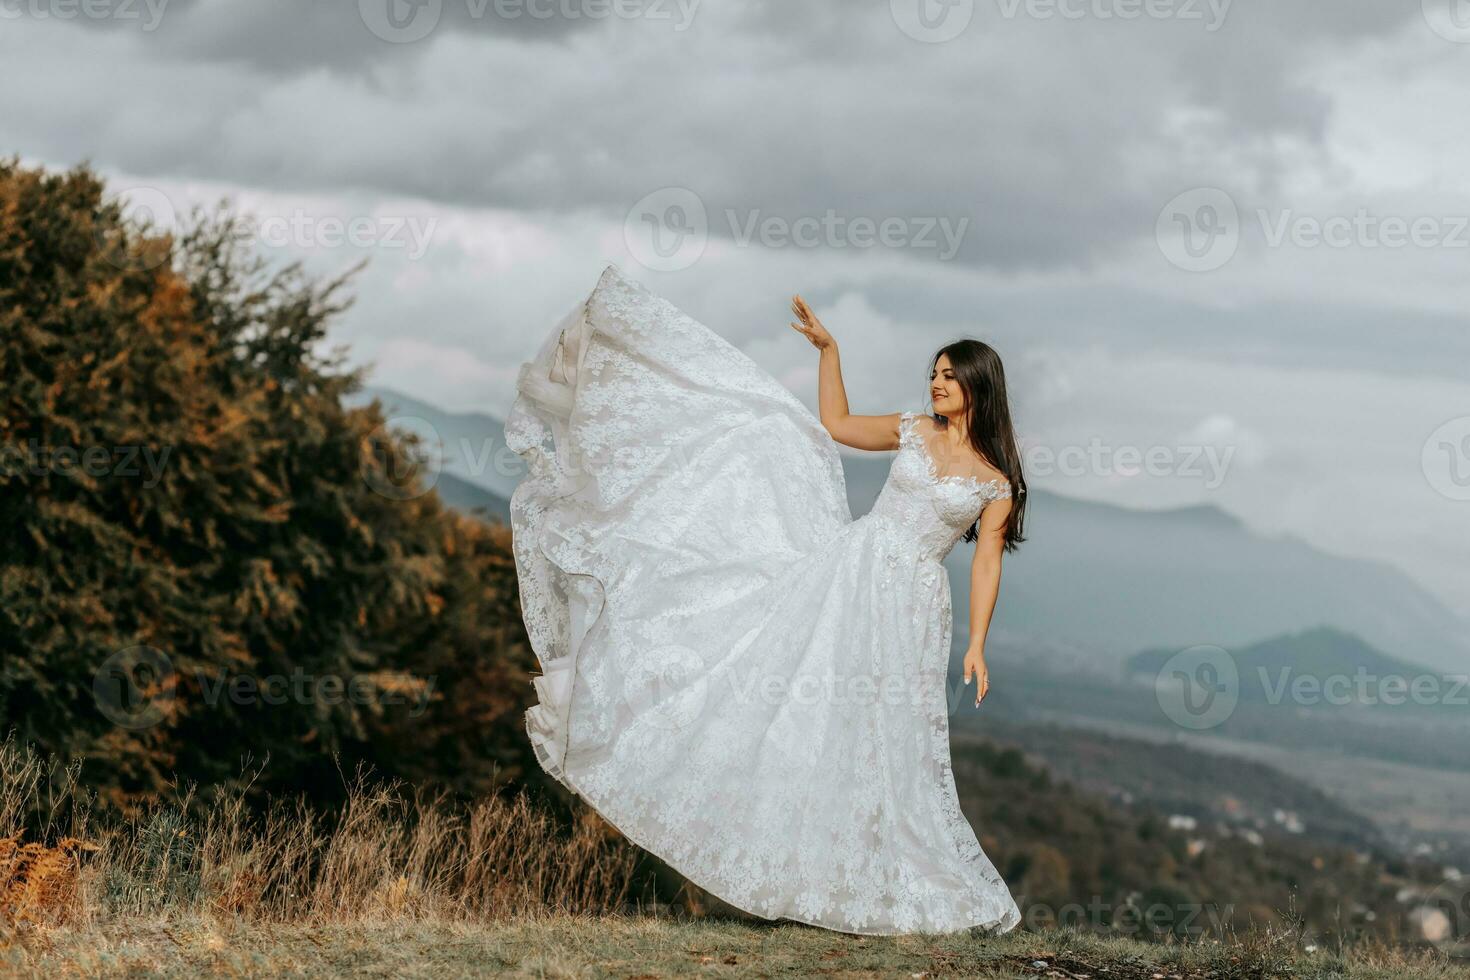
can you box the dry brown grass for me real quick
[0,835,99,925]
[4,740,1468,978]
[0,738,639,934]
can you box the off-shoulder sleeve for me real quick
[897,411,920,448]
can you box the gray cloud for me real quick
[34,0,598,72]
[3,0,1441,283]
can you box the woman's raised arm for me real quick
[790,295,901,451]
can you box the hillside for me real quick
[944,737,1441,948]
[970,626,1470,774]
[960,723,1390,856]
[965,636,1470,864]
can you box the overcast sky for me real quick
[5,0,1468,612]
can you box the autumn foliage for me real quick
[0,835,97,925]
[0,159,540,812]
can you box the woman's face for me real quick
[930,353,966,418]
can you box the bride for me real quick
[508,265,1026,935]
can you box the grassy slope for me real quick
[4,915,1466,979]
[958,725,1389,853]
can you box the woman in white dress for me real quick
[508,265,1026,935]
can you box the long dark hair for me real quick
[930,340,1027,550]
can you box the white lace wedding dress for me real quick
[507,265,1022,935]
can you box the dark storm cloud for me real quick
[0,0,1440,273]
[30,0,594,73]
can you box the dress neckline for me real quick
[903,413,1007,494]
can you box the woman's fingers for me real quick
[792,295,814,325]
[789,299,830,348]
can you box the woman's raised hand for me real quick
[790,295,835,351]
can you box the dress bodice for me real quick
[867,412,1012,562]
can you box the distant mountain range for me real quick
[975,623,1470,860]
[978,624,1469,769]
[348,385,1470,674]
[1126,626,1447,706]
[433,471,510,521]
